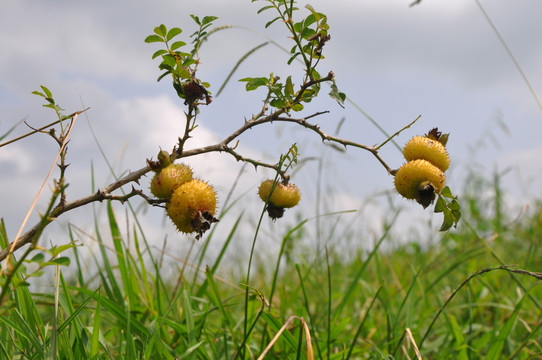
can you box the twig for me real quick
[0,109,89,148]
[0,166,149,262]
[0,110,83,274]
[375,114,421,151]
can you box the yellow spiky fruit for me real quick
[258,180,301,209]
[167,179,218,238]
[403,136,450,172]
[150,163,193,199]
[394,159,446,208]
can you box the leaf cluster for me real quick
[32,86,69,121]
[435,186,461,231]
[144,18,216,106]
[242,1,344,113]
[240,74,314,112]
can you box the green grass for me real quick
[0,170,541,359]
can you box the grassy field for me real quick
[0,168,541,360]
[1,2,541,358]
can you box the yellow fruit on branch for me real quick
[394,159,446,208]
[150,163,193,199]
[403,135,450,172]
[258,179,301,220]
[258,180,301,208]
[166,179,218,238]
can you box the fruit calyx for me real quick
[425,127,449,147]
[147,149,174,172]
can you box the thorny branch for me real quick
[0,74,399,262]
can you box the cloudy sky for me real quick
[1,0,541,258]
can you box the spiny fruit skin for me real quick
[258,180,301,209]
[403,135,450,172]
[394,159,446,208]
[150,163,193,199]
[167,179,217,236]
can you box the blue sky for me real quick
[1,0,541,254]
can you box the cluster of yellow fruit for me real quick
[150,151,218,239]
[394,128,450,208]
[258,179,301,220]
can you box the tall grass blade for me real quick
[448,315,469,360]
[182,288,196,351]
[269,218,308,304]
[204,266,238,349]
[90,290,102,357]
[475,0,542,113]
[93,212,122,304]
[260,313,299,354]
[334,211,398,319]
[345,286,382,360]
[486,290,527,359]
[195,212,243,298]
[296,264,323,360]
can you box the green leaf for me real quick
[305,5,325,22]
[257,5,274,14]
[434,196,446,213]
[285,76,294,97]
[436,192,461,231]
[440,133,450,146]
[270,98,286,109]
[32,90,45,97]
[50,243,77,257]
[144,34,163,43]
[190,14,200,25]
[265,16,281,28]
[439,210,454,232]
[329,83,346,106]
[157,71,171,82]
[161,54,177,69]
[288,52,301,65]
[202,16,218,25]
[40,85,52,98]
[182,58,196,67]
[151,49,167,59]
[30,253,45,263]
[239,77,269,91]
[291,103,304,112]
[51,257,71,266]
[300,27,316,40]
[449,198,460,211]
[28,271,44,278]
[302,88,316,102]
[440,186,453,198]
[154,24,167,37]
[170,40,186,51]
[166,27,182,41]
[175,66,192,80]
